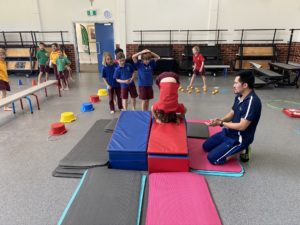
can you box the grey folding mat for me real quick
[57,167,143,225]
[104,118,119,133]
[52,166,86,179]
[58,119,112,167]
[187,122,209,139]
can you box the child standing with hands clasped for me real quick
[114,52,138,111]
[0,49,12,111]
[102,52,123,114]
[188,46,207,92]
[132,49,160,111]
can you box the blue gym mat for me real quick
[108,111,151,170]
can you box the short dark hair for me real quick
[236,70,254,89]
[51,43,58,48]
[155,110,178,123]
[114,47,123,55]
[116,52,125,60]
[39,42,45,46]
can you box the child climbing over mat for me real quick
[0,48,12,111]
[132,49,160,111]
[151,72,187,124]
[114,52,138,110]
[187,46,207,92]
[102,52,123,114]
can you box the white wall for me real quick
[1,0,300,48]
[217,0,300,42]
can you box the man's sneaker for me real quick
[240,146,251,162]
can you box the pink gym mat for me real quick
[187,120,243,173]
[188,138,243,173]
[145,172,222,225]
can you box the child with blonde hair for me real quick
[102,52,122,114]
[188,46,207,91]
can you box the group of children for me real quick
[101,46,205,124]
[101,49,160,114]
[36,42,73,90]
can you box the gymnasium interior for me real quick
[0,0,300,225]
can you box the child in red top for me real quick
[151,72,187,124]
[188,46,207,91]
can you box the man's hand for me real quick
[107,85,112,90]
[208,118,222,127]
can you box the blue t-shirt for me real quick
[113,63,135,88]
[101,64,120,88]
[135,59,156,86]
[226,91,262,145]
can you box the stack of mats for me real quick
[52,119,113,178]
[57,167,147,225]
[107,111,151,171]
[188,120,244,177]
[147,120,189,173]
[144,172,222,225]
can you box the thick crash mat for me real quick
[145,172,222,225]
[147,121,188,155]
[57,167,146,225]
[108,111,151,170]
[282,108,300,118]
[148,154,189,173]
[58,120,111,168]
[187,121,209,139]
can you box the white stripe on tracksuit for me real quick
[216,96,253,163]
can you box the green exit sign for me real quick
[87,9,97,16]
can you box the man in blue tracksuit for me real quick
[203,70,262,165]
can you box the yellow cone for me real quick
[97,89,108,97]
[60,112,77,123]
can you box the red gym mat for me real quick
[148,155,189,173]
[145,172,222,225]
[188,138,243,173]
[282,108,300,118]
[147,121,188,155]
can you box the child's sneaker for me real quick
[110,110,115,114]
[64,87,69,91]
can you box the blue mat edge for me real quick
[57,170,89,225]
[136,175,147,225]
[191,163,245,177]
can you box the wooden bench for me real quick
[0,80,61,114]
[5,48,32,57]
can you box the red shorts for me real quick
[193,68,205,76]
[139,86,153,100]
[39,65,50,73]
[0,80,10,91]
[121,85,138,99]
